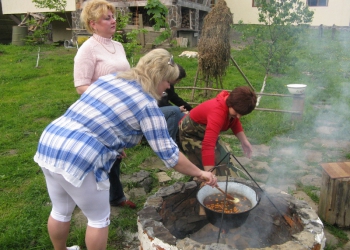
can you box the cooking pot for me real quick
[197,181,260,229]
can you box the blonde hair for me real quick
[80,0,116,34]
[117,49,179,100]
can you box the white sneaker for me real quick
[67,246,80,250]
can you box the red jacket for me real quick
[189,91,243,166]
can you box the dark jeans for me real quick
[109,158,126,204]
[160,106,185,141]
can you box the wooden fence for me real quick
[176,86,305,120]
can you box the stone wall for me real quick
[137,178,326,250]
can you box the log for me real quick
[318,162,350,227]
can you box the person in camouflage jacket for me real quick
[179,86,257,176]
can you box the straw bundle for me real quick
[198,0,233,82]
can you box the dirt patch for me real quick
[3,149,18,156]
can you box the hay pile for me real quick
[198,0,233,83]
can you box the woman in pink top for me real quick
[179,86,257,175]
[74,0,130,94]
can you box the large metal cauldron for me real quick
[197,182,259,229]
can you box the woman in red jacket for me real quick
[178,86,257,175]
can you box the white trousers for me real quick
[42,168,110,228]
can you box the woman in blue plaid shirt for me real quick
[34,48,217,250]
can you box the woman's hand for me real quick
[198,170,217,187]
[117,151,127,159]
[241,140,253,158]
[236,131,253,158]
[179,105,187,113]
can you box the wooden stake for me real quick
[36,47,40,68]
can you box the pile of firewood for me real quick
[181,9,193,29]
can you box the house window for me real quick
[307,0,328,6]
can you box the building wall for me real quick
[227,1,259,25]
[309,0,350,26]
[227,0,350,27]
[1,0,76,43]
[51,13,74,42]
[1,0,77,14]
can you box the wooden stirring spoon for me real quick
[201,176,240,203]
[215,186,240,203]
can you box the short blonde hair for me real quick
[117,49,179,100]
[80,0,116,34]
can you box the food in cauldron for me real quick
[197,182,259,228]
[203,193,252,214]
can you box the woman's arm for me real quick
[173,153,217,186]
[140,104,217,186]
[74,41,95,94]
[235,131,253,158]
[168,86,193,111]
[76,85,90,95]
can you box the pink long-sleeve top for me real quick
[74,34,130,87]
[189,90,243,166]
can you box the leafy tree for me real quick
[26,0,67,44]
[236,0,314,75]
[25,13,65,45]
[234,0,313,105]
[32,0,67,12]
[144,0,171,45]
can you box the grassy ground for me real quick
[0,27,350,249]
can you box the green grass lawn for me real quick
[0,27,350,249]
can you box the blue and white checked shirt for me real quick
[34,74,179,189]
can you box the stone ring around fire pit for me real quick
[137,177,326,250]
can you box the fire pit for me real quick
[137,177,325,250]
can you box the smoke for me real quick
[260,27,350,190]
